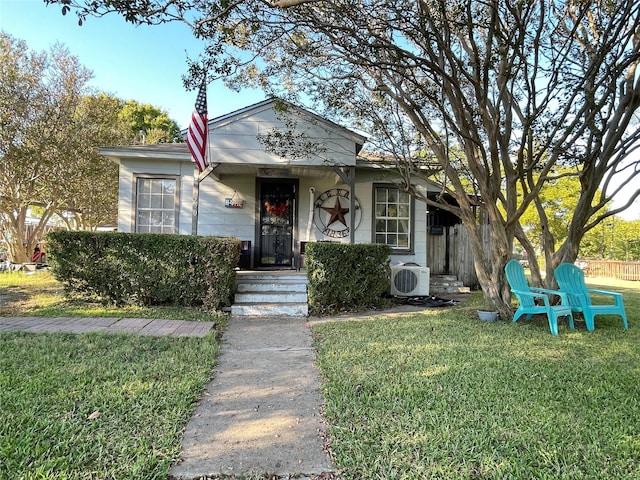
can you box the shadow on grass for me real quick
[312,294,640,479]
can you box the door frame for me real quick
[255,178,299,269]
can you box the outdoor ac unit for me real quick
[390,266,430,296]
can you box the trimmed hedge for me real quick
[46,231,240,310]
[306,242,392,315]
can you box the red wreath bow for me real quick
[264,200,289,217]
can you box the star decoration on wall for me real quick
[321,197,350,227]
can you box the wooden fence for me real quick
[428,226,640,286]
[584,260,640,281]
[427,224,491,288]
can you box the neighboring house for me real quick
[100,98,459,275]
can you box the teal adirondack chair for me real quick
[554,263,628,331]
[505,259,574,336]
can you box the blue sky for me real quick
[0,0,266,128]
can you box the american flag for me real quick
[186,83,208,172]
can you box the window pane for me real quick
[137,180,150,195]
[374,186,411,249]
[138,211,150,225]
[163,180,175,194]
[149,211,162,225]
[162,212,174,225]
[162,195,174,209]
[138,193,150,208]
[136,178,176,234]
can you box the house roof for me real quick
[101,98,368,163]
[204,98,368,153]
[99,143,190,161]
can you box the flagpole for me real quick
[191,164,216,236]
[187,80,209,236]
[192,168,200,235]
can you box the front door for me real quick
[258,180,297,268]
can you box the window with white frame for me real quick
[374,185,412,250]
[135,177,177,233]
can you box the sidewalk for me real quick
[169,315,336,479]
[0,316,214,337]
[0,314,337,478]
[0,299,465,479]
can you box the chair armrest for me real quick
[587,289,624,306]
[588,289,622,298]
[511,289,551,306]
[531,287,570,304]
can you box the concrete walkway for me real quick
[1,301,463,479]
[0,314,336,478]
[0,316,214,337]
[169,315,335,479]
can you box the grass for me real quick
[312,278,640,479]
[3,270,639,479]
[0,332,219,479]
[0,270,223,479]
[0,270,224,322]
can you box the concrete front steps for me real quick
[231,271,309,317]
[430,274,471,295]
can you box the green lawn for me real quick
[313,279,640,479]
[0,270,222,480]
[3,270,639,479]
[0,270,224,322]
[0,332,219,479]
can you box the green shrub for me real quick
[46,231,240,310]
[306,242,392,315]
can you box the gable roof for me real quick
[205,98,367,153]
[103,98,367,163]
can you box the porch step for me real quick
[429,274,472,294]
[236,281,307,293]
[231,302,309,317]
[231,271,309,317]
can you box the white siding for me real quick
[117,159,187,233]
[194,175,256,240]
[208,108,358,167]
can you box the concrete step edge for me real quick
[231,303,309,317]
[236,283,307,293]
[234,293,308,303]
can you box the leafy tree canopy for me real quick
[119,100,183,144]
[46,0,640,315]
[0,32,182,262]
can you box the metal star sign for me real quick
[321,197,349,227]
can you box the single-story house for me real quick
[100,98,467,291]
